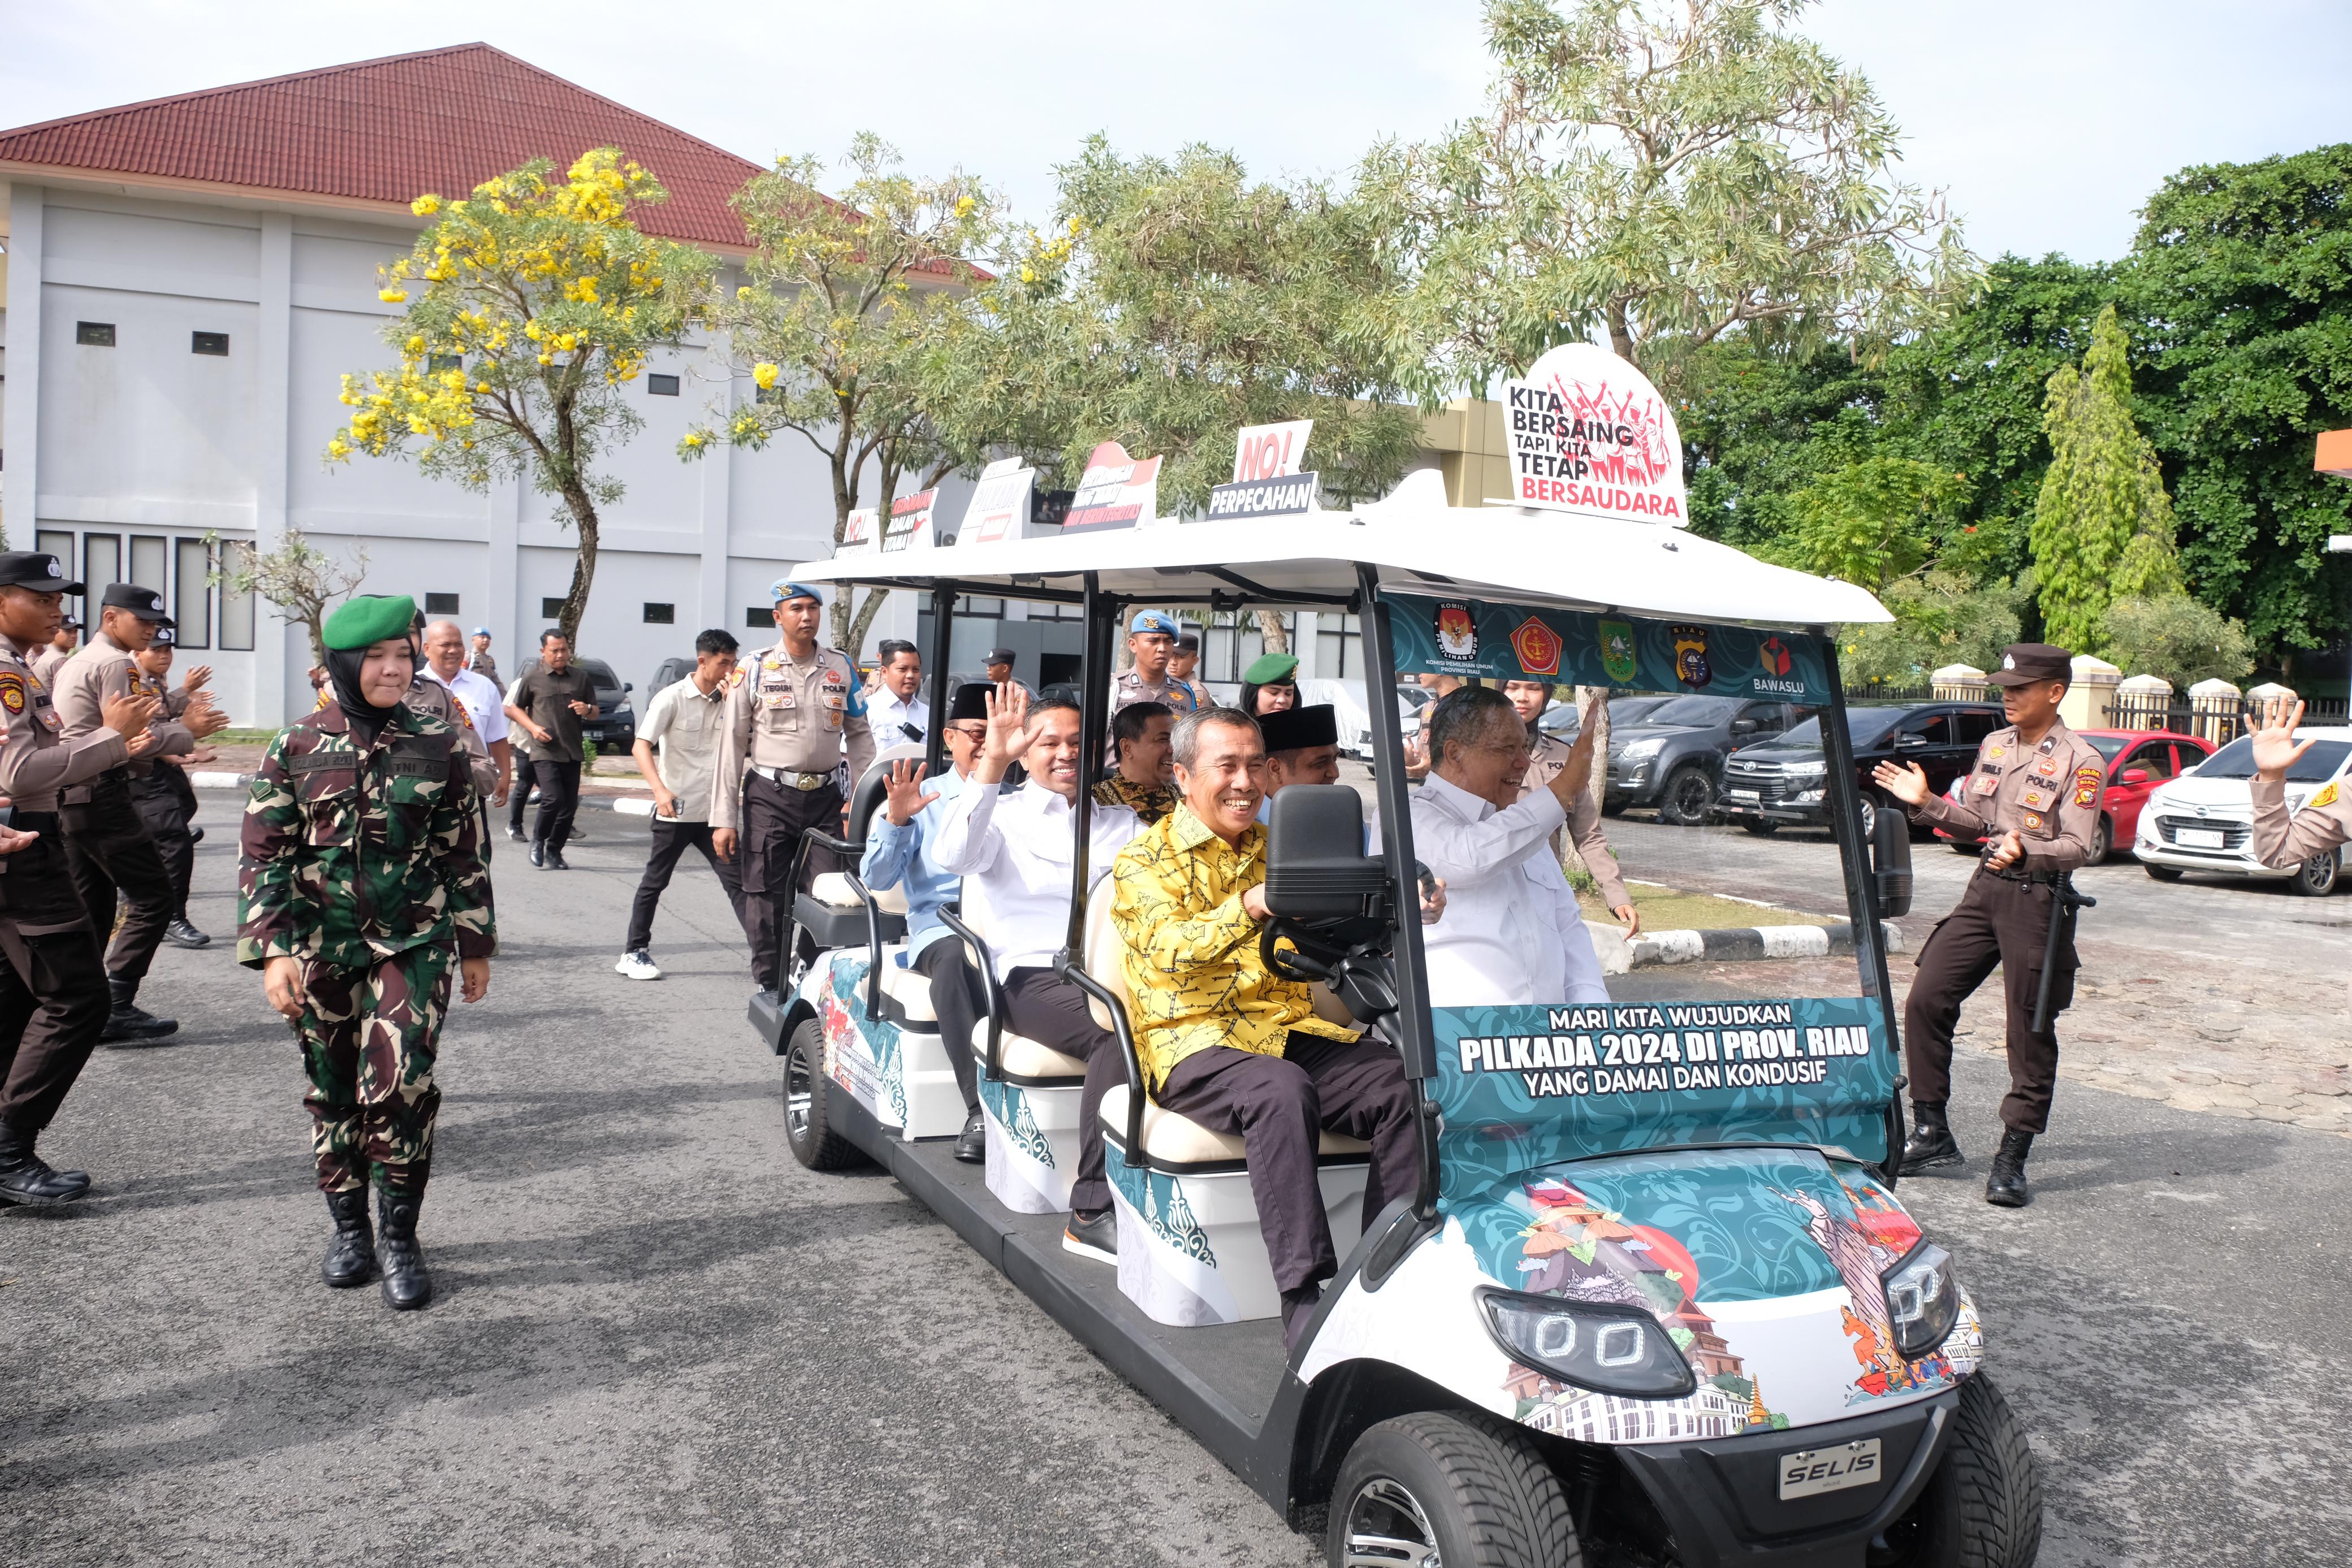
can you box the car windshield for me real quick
[1633,694,1741,727]
[579,659,619,690]
[1396,686,1434,711]
[1778,708,1908,748]
[2085,735,2130,761]
[2193,736,2352,783]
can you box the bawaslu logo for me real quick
[1754,634,1806,697]
[1501,343,1687,527]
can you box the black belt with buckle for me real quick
[754,766,832,792]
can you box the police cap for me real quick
[0,552,84,595]
[101,583,174,625]
[1988,643,2072,688]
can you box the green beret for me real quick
[1243,652,1299,685]
[322,594,417,652]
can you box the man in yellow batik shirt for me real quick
[1109,707,1416,1349]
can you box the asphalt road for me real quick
[3,808,2346,1566]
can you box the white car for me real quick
[1298,678,1425,762]
[2133,726,2352,895]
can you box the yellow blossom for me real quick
[412,194,442,216]
[379,289,408,303]
[752,362,779,390]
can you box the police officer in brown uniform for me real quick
[711,580,874,1000]
[1874,643,2105,1208]
[2243,695,2352,1016]
[54,584,230,1042]
[32,617,79,686]
[0,552,161,1204]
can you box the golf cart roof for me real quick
[793,473,1892,630]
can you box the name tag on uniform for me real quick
[289,751,356,775]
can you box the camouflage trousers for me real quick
[292,943,452,1194]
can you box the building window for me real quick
[191,331,230,356]
[427,353,462,374]
[541,597,568,618]
[643,603,675,625]
[746,607,771,629]
[218,541,257,651]
[76,322,115,346]
[129,535,168,597]
[647,373,681,396]
[754,384,783,406]
[425,592,461,614]
[175,540,212,649]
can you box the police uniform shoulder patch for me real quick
[454,701,475,730]
[0,673,24,714]
[2311,781,2340,811]
[2073,786,2098,807]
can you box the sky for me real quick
[2,0,2347,266]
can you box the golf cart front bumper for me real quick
[1607,1388,1956,1568]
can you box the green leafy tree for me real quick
[2124,143,2352,664]
[2031,304,2181,655]
[1360,0,1973,393]
[2102,594,2255,689]
[1840,571,2028,687]
[328,150,715,647]
[685,135,995,658]
[1778,457,1964,594]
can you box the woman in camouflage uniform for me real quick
[238,595,496,1311]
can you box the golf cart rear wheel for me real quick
[1327,1410,1581,1568]
[783,1018,861,1172]
[2290,848,2340,896]
[1657,766,1717,826]
[1867,1373,2042,1568]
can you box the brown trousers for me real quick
[61,777,175,984]
[1904,871,2077,1134]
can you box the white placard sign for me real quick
[1231,419,1313,483]
[840,506,880,553]
[884,490,937,552]
[959,457,1037,545]
[1501,343,1687,527]
[1065,440,1162,531]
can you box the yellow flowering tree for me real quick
[683,134,995,657]
[327,149,715,646]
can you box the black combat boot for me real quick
[375,1187,433,1310]
[100,976,178,1044]
[1899,1099,1963,1174]
[321,1188,375,1287]
[1984,1129,2034,1208]
[165,918,211,950]
[0,1119,92,1206]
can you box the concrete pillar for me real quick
[254,211,293,724]
[3,187,41,557]
[2115,672,2173,733]
[1931,664,1987,701]
[2188,677,2242,745]
[2245,680,2297,725]
[2061,655,2121,729]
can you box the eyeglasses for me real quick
[945,726,988,742]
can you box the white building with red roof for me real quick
[0,43,898,721]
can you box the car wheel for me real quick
[1857,794,1879,841]
[2290,848,2341,897]
[2145,863,2184,882]
[1326,1410,1581,1568]
[2089,815,2113,864]
[1740,820,1780,837]
[1657,766,1717,826]
[1867,1373,2043,1568]
[783,1017,863,1172]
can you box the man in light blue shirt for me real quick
[860,683,990,1162]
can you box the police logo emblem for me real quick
[0,674,23,714]
[1670,625,1711,689]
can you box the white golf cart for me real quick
[753,469,2041,1567]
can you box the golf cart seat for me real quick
[794,759,916,947]
[1080,893,1369,1327]
[949,878,1089,1215]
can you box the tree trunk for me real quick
[1607,300,1636,362]
[1576,683,1609,819]
[1255,608,1290,655]
[554,485,600,652]
[843,586,889,660]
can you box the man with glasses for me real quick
[861,683,992,1161]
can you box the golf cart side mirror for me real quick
[1871,803,1913,919]
[1266,785,1386,922]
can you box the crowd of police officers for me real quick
[7,532,2342,1282]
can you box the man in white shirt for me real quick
[421,621,512,829]
[1411,685,1611,1008]
[864,639,930,762]
[617,630,750,979]
[933,684,1145,1264]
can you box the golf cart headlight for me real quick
[1477,1289,1696,1398]
[1882,1241,1960,1360]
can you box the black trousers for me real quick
[913,939,987,1112]
[60,778,174,985]
[1156,1033,1417,1297]
[1904,870,2076,1134]
[530,759,582,850]
[131,770,196,921]
[998,965,1122,1216]
[509,768,535,833]
[740,774,846,991]
[0,824,111,1133]
[624,818,749,952]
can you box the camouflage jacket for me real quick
[237,703,496,968]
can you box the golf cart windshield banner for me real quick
[1429,999,1894,1203]
[1381,591,1830,704]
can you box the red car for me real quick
[1935,729,2217,862]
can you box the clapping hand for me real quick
[2250,696,2312,782]
[186,692,231,739]
[883,759,939,825]
[181,664,213,694]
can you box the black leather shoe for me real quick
[165,919,211,950]
[321,1188,375,1287]
[1062,1207,1118,1263]
[376,1188,433,1310]
[187,825,205,846]
[528,841,545,868]
[1984,1129,2034,1208]
[508,825,527,842]
[1281,1285,1324,1353]
[568,824,587,841]
[544,849,570,870]
[1899,1099,1963,1175]
[954,1107,987,1164]
[100,978,178,1044]
[0,1120,92,1206]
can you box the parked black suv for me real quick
[1603,695,1815,825]
[1719,701,2004,838]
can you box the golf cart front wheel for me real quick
[1868,1372,2042,1568]
[783,1018,862,1172]
[1327,1410,1581,1568]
